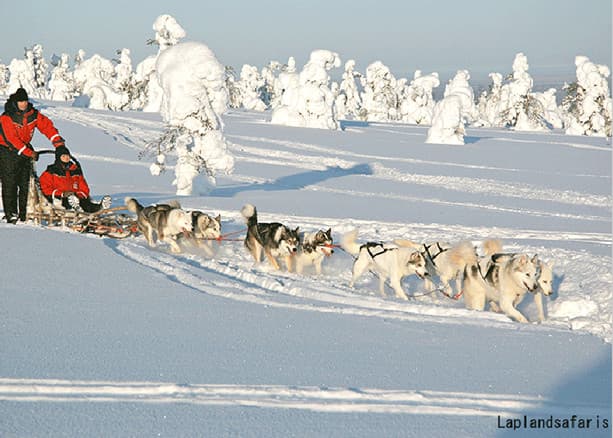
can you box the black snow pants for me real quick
[0,146,32,221]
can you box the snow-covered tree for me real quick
[149,41,234,195]
[260,60,283,108]
[475,72,504,127]
[563,55,612,137]
[7,58,36,95]
[426,95,465,145]
[225,66,242,109]
[271,50,341,129]
[72,54,127,110]
[0,61,9,95]
[74,49,86,68]
[136,14,187,112]
[111,48,136,110]
[497,53,549,131]
[443,69,477,124]
[360,61,398,122]
[47,53,74,101]
[29,44,48,98]
[398,70,439,124]
[238,64,267,111]
[534,88,563,129]
[273,57,300,111]
[339,60,362,120]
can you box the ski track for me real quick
[46,107,611,213]
[2,378,607,417]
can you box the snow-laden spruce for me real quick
[150,41,234,195]
[360,61,398,122]
[135,14,187,112]
[271,50,341,129]
[426,69,476,145]
[563,55,612,137]
[7,57,36,96]
[47,53,74,101]
[72,54,127,110]
[398,70,440,124]
[336,59,362,119]
[237,64,267,111]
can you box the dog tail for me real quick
[393,239,422,249]
[340,229,361,256]
[241,204,258,227]
[125,197,143,214]
[482,239,503,256]
[448,241,478,270]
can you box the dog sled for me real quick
[25,151,137,239]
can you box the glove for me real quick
[67,194,81,210]
[62,191,76,198]
[30,150,39,161]
[100,195,112,210]
[52,136,66,148]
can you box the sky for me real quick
[1,0,611,84]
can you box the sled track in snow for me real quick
[1,377,608,417]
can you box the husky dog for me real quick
[474,240,554,322]
[341,230,427,300]
[462,240,539,323]
[125,197,192,253]
[295,228,334,275]
[395,239,477,297]
[186,210,222,257]
[241,204,300,271]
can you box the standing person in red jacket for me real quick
[0,87,66,223]
[39,146,111,213]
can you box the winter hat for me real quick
[13,88,28,102]
[55,145,71,160]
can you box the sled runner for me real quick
[25,150,137,239]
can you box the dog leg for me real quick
[389,275,408,300]
[534,292,545,322]
[284,255,293,272]
[315,259,323,275]
[499,297,528,323]
[265,250,281,270]
[166,237,182,254]
[295,259,304,275]
[349,252,371,288]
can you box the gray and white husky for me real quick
[395,239,477,298]
[462,240,540,323]
[241,204,300,271]
[125,197,192,253]
[184,210,222,257]
[295,228,334,275]
[341,230,427,300]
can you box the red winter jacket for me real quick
[39,160,90,199]
[0,101,63,158]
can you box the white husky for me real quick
[341,230,427,300]
[462,240,540,322]
[395,239,477,297]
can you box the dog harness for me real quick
[363,242,393,259]
[422,242,448,267]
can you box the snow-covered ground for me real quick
[1,102,611,437]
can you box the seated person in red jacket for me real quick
[39,146,112,213]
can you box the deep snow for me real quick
[1,102,610,437]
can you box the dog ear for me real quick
[216,214,221,223]
[531,254,539,264]
[295,227,299,233]
[326,228,332,236]
[517,254,528,266]
[409,251,421,262]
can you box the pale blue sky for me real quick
[1,0,610,83]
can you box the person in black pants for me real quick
[0,88,66,223]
